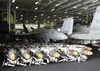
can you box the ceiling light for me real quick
[54,15,56,17]
[77,16,79,18]
[73,6,77,9]
[65,11,68,14]
[35,7,38,10]
[26,20,28,23]
[21,15,23,17]
[35,22,37,24]
[44,19,46,21]
[54,19,57,21]
[47,16,50,18]
[20,18,23,20]
[59,17,62,19]
[35,1,39,4]
[12,0,15,3]
[78,19,81,20]
[33,18,35,20]
[47,21,49,23]
[16,6,18,9]
[78,12,81,14]
[66,16,68,17]
[35,16,37,18]
[55,4,59,7]
[92,0,98,3]
[51,22,54,24]
[84,7,88,10]
[41,14,44,16]
[51,9,55,11]
[86,21,88,23]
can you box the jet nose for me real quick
[64,35,68,39]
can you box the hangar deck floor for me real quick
[0,47,100,71]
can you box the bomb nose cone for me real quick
[64,36,68,39]
[38,53,43,58]
[55,52,60,57]
[88,51,93,55]
[24,52,31,60]
[88,47,92,51]
[11,54,17,61]
[74,51,78,56]
[26,54,31,59]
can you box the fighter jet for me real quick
[14,22,68,43]
[60,6,100,48]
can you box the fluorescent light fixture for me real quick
[16,6,18,9]
[92,0,98,3]
[54,15,56,17]
[44,19,46,21]
[35,1,39,4]
[65,11,68,14]
[66,16,68,17]
[84,7,88,10]
[51,9,55,11]
[20,18,23,20]
[78,19,81,20]
[21,15,23,17]
[55,4,59,7]
[59,17,62,19]
[47,21,49,23]
[33,18,35,20]
[51,22,54,24]
[54,19,57,21]
[35,7,38,10]
[35,16,37,18]
[73,6,77,9]
[86,21,88,23]
[12,0,15,3]
[78,12,81,14]
[41,14,44,16]
[47,16,50,18]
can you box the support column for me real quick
[38,22,40,28]
[86,12,88,24]
[13,10,16,31]
[9,0,11,31]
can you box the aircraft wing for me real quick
[13,33,31,35]
[30,31,47,34]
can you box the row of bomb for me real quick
[2,43,93,67]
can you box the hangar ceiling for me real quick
[0,0,99,25]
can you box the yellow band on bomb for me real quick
[88,51,93,55]
[88,47,92,51]
[11,55,17,61]
[25,54,31,59]
[74,51,78,56]
[58,50,62,54]
[55,52,60,57]
[38,53,43,58]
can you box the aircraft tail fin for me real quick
[90,6,100,29]
[60,17,74,35]
[23,23,29,33]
